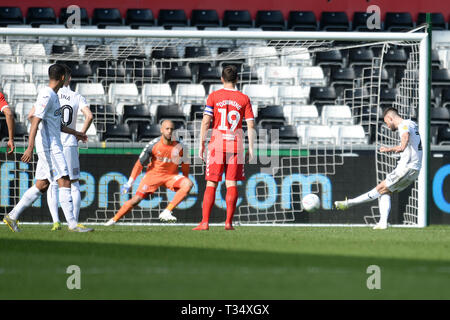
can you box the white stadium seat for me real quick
[208,84,223,94]
[280,48,312,67]
[108,83,140,105]
[0,63,28,86]
[246,46,280,67]
[175,84,206,105]
[321,105,353,125]
[300,125,336,145]
[283,105,319,125]
[17,44,48,62]
[3,83,37,104]
[277,86,310,105]
[75,83,106,105]
[142,83,173,105]
[242,84,276,106]
[13,102,35,122]
[0,43,14,62]
[298,66,326,86]
[331,125,367,146]
[262,66,298,86]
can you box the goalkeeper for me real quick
[104,120,193,225]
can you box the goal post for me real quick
[0,27,430,227]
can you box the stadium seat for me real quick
[117,45,146,61]
[70,63,93,82]
[123,104,152,126]
[379,88,398,108]
[14,102,34,122]
[125,9,154,28]
[321,105,353,125]
[276,125,299,144]
[142,83,173,105]
[280,48,312,67]
[175,84,206,105]
[191,10,219,29]
[247,46,280,67]
[103,123,132,142]
[331,125,367,146]
[309,87,337,108]
[151,46,180,68]
[417,13,446,30]
[3,83,37,104]
[184,46,213,71]
[330,67,356,96]
[277,86,310,105]
[26,7,56,27]
[97,65,126,85]
[255,10,285,31]
[51,44,79,55]
[188,104,205,121]
[437,126,450,145]
[13,122,28,139]
[348,48,374,68]
[383,48,408,68]
[138,123,161,142]
[198,65,222,89]
[0,64,27,87]
[108,83,140,106]
[441,88,450,108]
[223,10,252,29]
[76,83,107,105]
[92,8,123,28]
[256,105,285,127]
[320,12,349,31]
[352,12,381,31]
[263,66,297,86]
[155,104,187,128]
[17,43,47,62]
[242,84,276,106]
[301,125,336,145]
[283,105,319,125]
[0,7,23,26]
[297,66,326,87]
[90,104,116,126]
[30,62,52,84]
[164,65,193,91]
[288,11,317,31]
[158,9,187,28]
[208,84,224,94]
[59,7,89,26]
[384,12,414,32]
[430,107,450,125]
[0,43,14,62]
[314,50,345,68]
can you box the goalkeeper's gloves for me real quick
[121,177,135,194]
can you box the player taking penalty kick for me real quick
[335,107,422,229]
[193,65,256,231]
[104,120,193,225]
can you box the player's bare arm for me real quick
[199,113,212,161]
[3,106,15,154]
[61,126,88,143]
[246,119,256,162]
[22,116,41,163]
[80,106,93,134]
[380,132,409,153]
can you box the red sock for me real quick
[201,186,216,224]
[225,186,238,225]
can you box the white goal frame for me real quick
[0,27,430,227]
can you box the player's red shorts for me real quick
[205,148,245,182]
[136,173,188,198]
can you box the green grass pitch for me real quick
[1,224,450,299]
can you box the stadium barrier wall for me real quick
[1,148,449,225]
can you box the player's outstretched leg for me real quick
[105,195,142,226]
[159,178,193,222]
[335,186,382,210]
[193,184,216,231]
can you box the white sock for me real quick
[378,194,391,226]
[8,186,42,220]
[47,182,60,223]
[348,187,380,206]
[59,187,77,229]
[71,181,81,223]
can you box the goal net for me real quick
[0,28,429,227]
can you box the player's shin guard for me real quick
[113,200,134,222]
[59,187,77,229]
[201,186,216,224]
[378,194,391,226]
[71,181,81,222]
[348,187,380,207]
[8,186,42,221]
[225,186,238,225]
[47,182,60,223]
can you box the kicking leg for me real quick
[335,180,391,210]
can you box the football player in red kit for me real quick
[194,65,256,230]
[0,92,15,154]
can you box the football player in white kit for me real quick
[334,107,423,229]
[47,64,93,231]
[2,64,93,232]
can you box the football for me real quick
[301,194,320,212]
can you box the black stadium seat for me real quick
[441,88,450,108]
[70,63,93,82]
[191,9,220,29]
[255,10,285,31]
[198,65,221,91]
[277,125,299,144]
[430,107,450,125]
[310,87,337,107]
[123,104,152,128]
[380,88,398,108]
[417,12,446,30]
[432,69,450,86]
[90,105,116,124]
[138,123,161,142]
[0,7,23,26]
[256,105,285,127]
[164,65,193,91]
[437,126,450,145]
[156,104,187,129]
[14,122,28,139]
[158,9,187,28]
[103,123,132,142]
[51,44,78,55]
[125,9,154,28]
[384,12,414,32]
[352,12,382,31]
[288,11,317,31]
[27,7,56,27]
[320,12,349,31]
[60,7,89,26]
[315,50,344,69]
[223,10,252,29]
[92,8,123,28]
[348,48,374,68]
[189,104,204,121]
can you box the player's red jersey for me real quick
[0,92,9,113]
[204,88,254,154]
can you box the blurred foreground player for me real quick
[104,120,193,225]
[193,65,256,231]
[0,92,15,154]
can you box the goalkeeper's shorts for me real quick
[385,167,420,192]
[135,173,187,198]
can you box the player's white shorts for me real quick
[35,150,69,182]
[63,146,80,180]
[385,166,420,192]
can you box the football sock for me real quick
[167,184,190,211]
[8,186,42,221]
[71,181,81,222]
[47,182,60,223]
[225,186,238,225]
[378,194,391,226]
[348,187,380,206]
[201,186,216,224]
[59,187,77,229]
[113,200,134,222]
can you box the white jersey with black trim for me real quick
[396,119,423,171]
[34,87,64,154]
[58,85,89,147]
